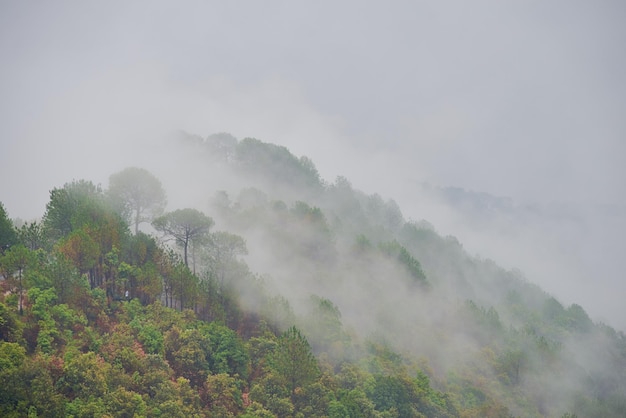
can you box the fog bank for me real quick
[1,1,624,330]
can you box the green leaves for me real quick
[164,326,211,387]
[204,373,242,417]
[0,342,25,371]
[61,352,110,399]
[0,202,17,252]
[43,180,104,240]
[0,245,37,315]
[270,326,320,397]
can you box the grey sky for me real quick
[1,2,625,327]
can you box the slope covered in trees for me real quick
[0,134,625,417]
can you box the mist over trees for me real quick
[0,135,625,417]
[152,208,214,270]
[108,167,167,234]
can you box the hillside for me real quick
[0,134,625,418]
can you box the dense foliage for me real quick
[1,137,625,417]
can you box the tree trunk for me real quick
[183,239,189,268]
[134,205,140,235]
[18,268,23,316]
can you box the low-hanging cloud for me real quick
[0,1,625,331]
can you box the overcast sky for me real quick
[1,1,625,327]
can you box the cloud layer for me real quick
[1,1,624,329]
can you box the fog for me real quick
[1,1,625,331]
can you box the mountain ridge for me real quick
[0,133,624,417]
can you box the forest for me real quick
[1,133,625,417]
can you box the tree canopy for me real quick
[152,208,214,268]
[108,167,167,234]
[0,202,17,252]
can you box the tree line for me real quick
[0,167,467,417]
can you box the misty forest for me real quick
[0,134,624,418]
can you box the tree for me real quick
[57,228,99,289]
[235,138,322,190]
[203,231,247,286]
[0,302,23,342]
[270,326,319,399]
[204,373,243,417]
[201,321,249,377]
[0,245,35,315]
[43,180,129,296]
[0,202,17,253]
[104,387,147,417]
[42,180,103,240]
[369,373,422,417]
[30,251,83,307]
[164,326,211,387]
[0,341,27,415]
[378,240,428,288]
[108,167,166,234]
[118,233,163,305]
[152,208,214,268]
[171,262,198,311]
[17,221,45,251]
[566,304,593,332]
[60,352,110,400]
[301,296,349,359]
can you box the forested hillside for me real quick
[1,134,625,417]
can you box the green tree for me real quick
[60,351,110,400]
[496,349,527,385]
[27,287,59,354]
[90,211,127,293]
[120,232,163,304]
[301,295,349,360]
[41,180,130,296]
[0,302,23,342]
[57,228,99,289]
[154,249,178,309]
[65,397,107,417]
[0,341,25,370]
[45,252,87,306]
[164,326,211,387]
[201,321,249,377]
[104,386,148,417]
[151,377,203,417]
[15,354,67,417]
[337,389,378,418]
[204,373,243,417]
[108,167,167,234]
[270,326,320,400]
[54,202,128,296]
[170,262,198,311]
[0,342,27,416]
[248,372,293,417]
[369,373,424,417]
[0,202,17,253]
[153,208,214,268]
[0,245,35,315]
[42,180,103,240]
[17,221,45,251]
